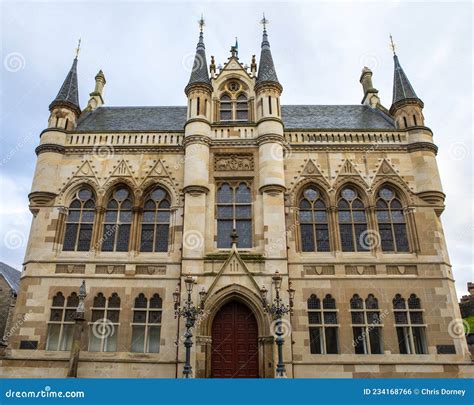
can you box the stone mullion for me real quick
[329,206,340,252]
[130,207,143,253]
[54,207,68,252]
[91,206,105,252]
[366,205,379,253]
[405,206,420,253]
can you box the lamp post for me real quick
[173,275,207,378]
[260,272,295,378]
[67,280,86,378]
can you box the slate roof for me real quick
[186,31,211,89]
[0,262,21,294]
[256,29,280,86]
[392,55,420,105]
[49,57,81,115]
[75,105,395,132]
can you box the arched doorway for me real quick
[211,300,259,378]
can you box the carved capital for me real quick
[183,135,211,148]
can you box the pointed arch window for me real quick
[131,293,163,353]
[46,292,78,351]
[101,187,133,252]
[89,292,120,352]
[393,294,427,354]
[375,187,409,252]
[236,94,248,121]
[216,182,252,248]
[307,294,339,354]
[219,95,232,121]
[299,186,330,252]
[350,294,383,354]
[337,187,368,252]
[63,188,95,251]
[140,187,171,253]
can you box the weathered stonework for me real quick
[1,25,472,379]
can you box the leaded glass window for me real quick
[140,186,171,253]
[89,293,121,352]
[350,294,383,354]
[393,294,427,354]
[131,293,163,353]
[46,292,77,351]
[217,182,252,248]
[220,95,232,121]
[376,186,409,252]
[101,188,133,252]
[307,294,339,354]
[299,186,330,252]
[236,94,248,121]
[337,187,368,252]
[63,188,95,251]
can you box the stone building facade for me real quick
[1,22,472,378]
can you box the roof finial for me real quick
[389,33,396,56]
[260,12,269,31]
[75,38,81,59]
[198,14,205,33]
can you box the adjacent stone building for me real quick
[1,20,472,378]
[0,263,20,345]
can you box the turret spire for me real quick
[256,14,281,88]
[49,42,81,117]
[185,15,211,92]
[390,35,421,106]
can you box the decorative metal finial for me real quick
[75,38,81,58]
[389,34,396,55]
[260,13,269,30]
[199,14,205,33]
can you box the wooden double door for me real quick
[211,300,259,378]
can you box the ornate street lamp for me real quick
[260,272,295,378]
[173,275,207,378]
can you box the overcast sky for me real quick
[0,1,472,297]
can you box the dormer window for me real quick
[219,93,249,122]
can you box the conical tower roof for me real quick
[49,57,81,116]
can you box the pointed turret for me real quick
[391,54,422,107]
[256,16,281,90]
[49,57,81,117]
[388,35,424,128]
[185,17,211,95]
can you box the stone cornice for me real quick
[28,191,57,206]
[182,185,209,195]
[259,184,286,195]
[407,142,438,154]
[40,128,67,138]
[256,116,283,126]
[256,133,285,146]
[64,146,184,155]
[35,144,65,156]
[183,134,211,148]
[184,117,211,128]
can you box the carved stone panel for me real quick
[214,154,254,172]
